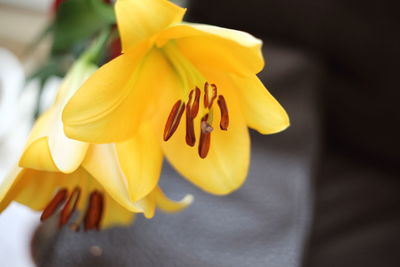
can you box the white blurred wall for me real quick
[0,1,53,266]
[0,0,51,73]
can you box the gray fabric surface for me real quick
[37,44,321,267]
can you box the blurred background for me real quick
[0,0,399,266]
[0,1,56,266]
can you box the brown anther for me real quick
[84,191,104,231]
[40,188,68,221]
[217,95,229,130]
[185,105,196,146]
[185,87,201,146]
[187,87,200,118]
[59,187,81,227]
[204,82,218,109]
[164,100,185,141]
[198,115,213,158]
[204,82,209,108]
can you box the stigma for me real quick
[164,82,229,158]
[41,187,104,231]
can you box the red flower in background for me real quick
[108,36,121,60]
[51,0,65,12]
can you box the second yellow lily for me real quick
[0,56,192,230]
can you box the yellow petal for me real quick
[230,74,290,134]
[19,110,58,172]
[101,194,136,228]
[55,59,98,105]
[139,193,156,219]
[0,167,24,212]
[156,23,264,76]
[19,107,88,173]
[63,44,170,143]
[0,167,72,212]
[158,77,250,195]
[116,0,185,52]
[82,144,143,213]
[116,121,163,201]
[47,111,88,173]
[154,186,193,213]
[20,60,95,172]
[63,47,146,143]
[18,169,85,211]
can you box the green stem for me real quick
[81,28,112,65]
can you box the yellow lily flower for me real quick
[62,0,289,195]
[0,57,192,230]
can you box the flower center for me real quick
[162,42,230,158]
[164,82,230,159]
[41,187,104,231]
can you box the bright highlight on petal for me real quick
[19,107,89,173]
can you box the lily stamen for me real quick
[164,82,230,159]
[185,87,201,146]
[59,187,81,227]
[185,106,196,146]
[84,190,104,231]
[199,114,213,158]
[217,95,229,130]
[40,187,107,231]
[204,82,217,109]
[40,188,68,221]
[187,87,200,118]
[164,100,185,141]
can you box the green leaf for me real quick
[52,0,115,53]
[90,0,116,24]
